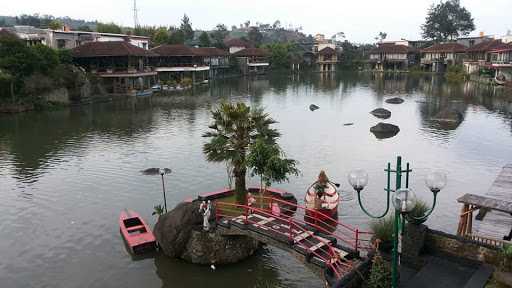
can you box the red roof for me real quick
[421,43,466,53]
[318,47,336,56]
[192,47,229,56]
[150,44,195,56]
[489,42,512,53]
[232,48,270,57]
[466,39,504,52]
[370,43,414,54]
[71,41,153,58]
[224,38,250,48]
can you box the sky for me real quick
[3,0,511,43]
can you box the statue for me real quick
[199,200,212,231]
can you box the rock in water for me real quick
[385,97,404,104]
[430,108,464,130]
[309,104,319,111]
[370,108,392,119]
[370,122,400,139]
[154,201,260,265]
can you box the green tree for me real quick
[248,27,263,46]
[266,43,290,69]
[48,20,63,30]
[96,22,122,34]
[421,0,475,41]
[247,138,299,204]
[375,32,387,42]
[203,103,280,204]
[180,14,194,41]
[76,25,92,32]
[168,28,185,44]
[211,24,229,48]
[199,31,211,47]
[367,252,392,288]
[152,28,169,46]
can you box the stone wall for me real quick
[424,229,501,266]
[42,87,70,104]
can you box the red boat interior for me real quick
[123,218,147,234]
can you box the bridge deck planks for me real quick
[471,164,512,242]
[219,211,358,279]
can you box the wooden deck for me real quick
[458,164,512,244]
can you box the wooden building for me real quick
[421,43,467,72]
[71,41,156,95]
[368,43,418,71]
[317,47,337,73]
[232,48,270,75]
[193,47,230,79]
[150,44,210,84]
[463,39,504,74]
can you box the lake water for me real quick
[1,72,512,288]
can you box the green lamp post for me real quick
[348,156,447,288]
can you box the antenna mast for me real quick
[133,0,139,28]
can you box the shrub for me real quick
[367,252,392,288]
[370,215,394,243]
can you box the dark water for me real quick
[1,73,512,288]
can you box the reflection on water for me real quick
[1,73,512,288]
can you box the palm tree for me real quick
[203,102,279,204]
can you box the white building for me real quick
[5,26,150,50]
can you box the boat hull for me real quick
[119,210,156,255]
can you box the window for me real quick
[142,43,147,49]
[57,39,66,49]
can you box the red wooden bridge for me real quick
[214,194,373,287]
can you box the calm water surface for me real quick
[1,73,512,288]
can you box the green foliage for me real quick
[199,31,211,47]
[76,25,92,32]
[367,252,392,288]
[445,65,467,82]
[406,199,430,224]
[421,0,475,41]
[152,28,170,46]
[203,103,280,203]
[152,204,165,216]
[48,20,63,30]
[96,22,122,34]
[31,44,59,73]
[370,215,394,243]
[180,14,194,41]
[375,32,387,42]
[247,138,300,192]
[168,27,185,44]
[57,49,73,64]
[211,24,229,48]
[248,27,263,46]
[265,43,291,69]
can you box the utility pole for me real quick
[133,0,139,28]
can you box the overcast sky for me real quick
[3,0,511,43]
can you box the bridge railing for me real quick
[215,195,373,253]
[214,200,352,279]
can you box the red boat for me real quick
[304,171,340,232]
[119,209,156,254]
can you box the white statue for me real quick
[199,200,212,231]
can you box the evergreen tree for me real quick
[180,14,194,41]
[199,31,211,47]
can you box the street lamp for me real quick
[142,167,172,213]
[348,156,446,288]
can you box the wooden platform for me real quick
[458,164,512,244]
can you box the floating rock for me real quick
[370,122,400,139]
[385,97,404,104]
[154,201,260,265]
[370,108,392,119]
[309,104,319,111]
[343,123,354,126]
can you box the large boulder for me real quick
[370,122,400,139]
[309,104,320,111]
[385,97,404,104]
[154,201,204,258]
[370,108,392,119]
[154,201,260,264]
[181,230,260,265]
